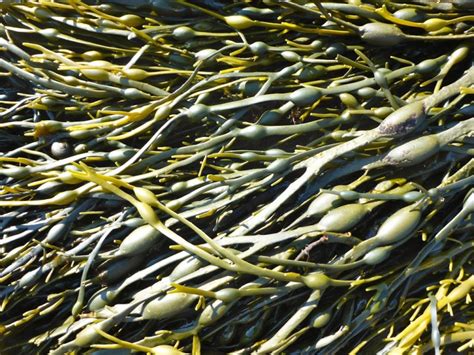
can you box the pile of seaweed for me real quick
[0,0,473,353]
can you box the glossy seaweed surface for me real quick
[0,1,473,354]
